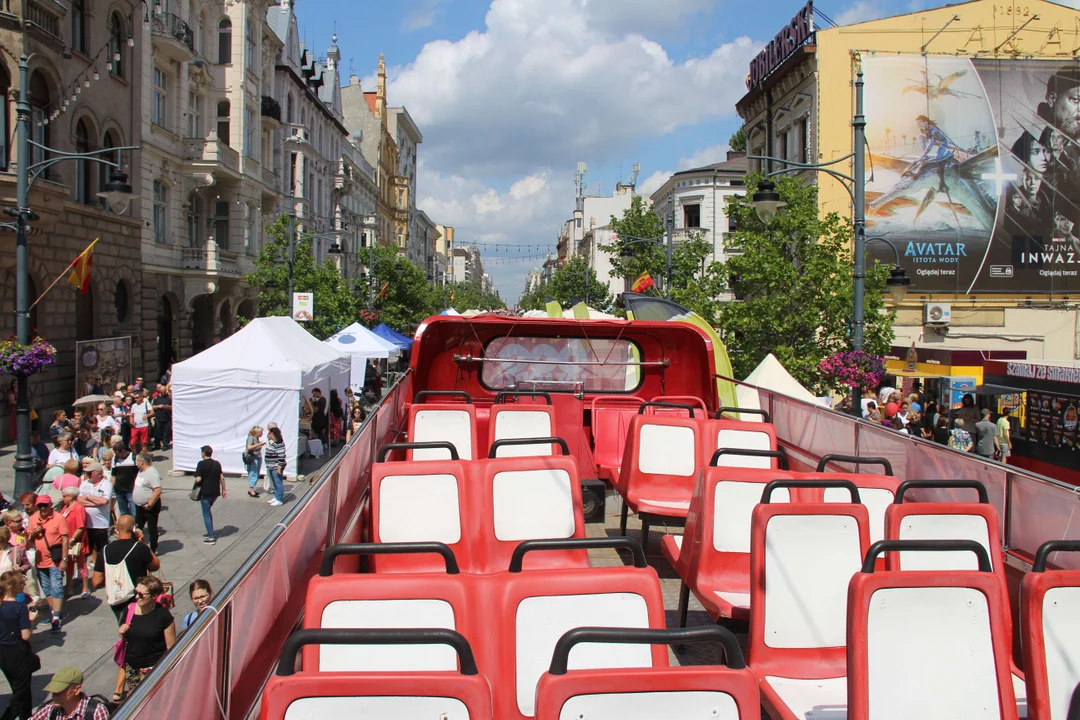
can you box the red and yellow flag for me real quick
[378,281,390,300]
[68,238,98,294]
[631,271,655,293]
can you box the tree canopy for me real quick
[728,126,747,152]
[518,256,612,311]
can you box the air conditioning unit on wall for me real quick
[923,302,952,325]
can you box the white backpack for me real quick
[104,543,138,606]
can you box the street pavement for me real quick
[0,442,339,709]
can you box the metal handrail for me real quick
[114,373,410,718]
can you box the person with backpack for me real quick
[30,667,110,720]
[91,516,159,625]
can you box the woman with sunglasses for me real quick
[345,405,367,443]
[115,576,175,701]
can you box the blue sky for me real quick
[294,0,1080,302]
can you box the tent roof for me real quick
[373,323,413,349]
[744,353,818,403]
[325,322,399,358]
[173,316,350,390]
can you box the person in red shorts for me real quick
[128,389,154,454]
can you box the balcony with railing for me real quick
[25,0,62,46]
[151,12,195,62]
[180,239,242,276]
[672,227,710,243]
[261,95,281,131]
[181,136,240,177]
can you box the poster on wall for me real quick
[863,56,1080,294]
[1024,391,1080,451]
[292,293,313,322]
[75,337,132,399]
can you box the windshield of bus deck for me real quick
[481,336,642,393]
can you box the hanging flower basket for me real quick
[358,308,381,328]
[0,336,57,376]
[818,350,885,393]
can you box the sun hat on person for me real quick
[85,461,103,473]
[43,666,83,693]
[35,494,52,506]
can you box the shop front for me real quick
[884,346,1026,411]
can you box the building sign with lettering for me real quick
[1007,362,1080,385]
[746,1,814,91]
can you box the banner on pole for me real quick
[292,293,313,322]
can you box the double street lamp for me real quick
[7,55,138,496]
[616,232,673,298]
[748,60,910,417]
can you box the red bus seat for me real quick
[1021,541,1080,720]
[259,628,493,720]
[534,626,759,720]
[615,410,704,550]
[589,396,643,484]
[792,456,896,545]
[847,540,1019,720]
[702,415,779,470]
[748,481,870,720]
[645,396,708,417]
[407,395,478,460]
[489,392,557,457]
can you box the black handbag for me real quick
[47,544,63,566]
[20,638,40,672]
[189,483,202,501]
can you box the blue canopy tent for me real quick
[373,323,413,351]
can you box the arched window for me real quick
[99,130,118,210]
[28,71,50,168]
[71,0,86,53]
[109,14,125,77]
[114,280,129,324]
[217,17,232,64]
[216,100,230,145]
[75,119,91,204]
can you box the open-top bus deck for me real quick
[116,315,1080,719]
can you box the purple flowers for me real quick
[0,336,57,376]
[818,350,885,392]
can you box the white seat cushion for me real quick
[1041,585,1080,720]
[896,514,993,571]
[1012,672,1028,718]
[714,482,789,553]
[714,429,773,468]
[764,676,848,719]
[493,410,554,456]
[557,690,740,719]
[823,486,893,544]
[285,696,471,719]
[492,468,575,541]
[639,499,691,511]
[638,424,696,475]
[671,535,683,550]
[378,473,461,544]
[318,599,456,672]
[713,590,750,609]
[413,409,473,460]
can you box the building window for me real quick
[114,281,129,324]
[187,92,201,137]
[289,152,297,196]
[243,105,255,158]
[71,0,86,53]
[75,119,91,204]
[778,130,789,165]
[214,200,229,250]
[683,204,700,228]
[245,204,255,255]
[109,14,125,78]
[153,181,168,244]
[286,94,293,123]
[153,67,168,128]
[216,100,230,144]
[245,20,256,67]
[187,196,202,247]
[799,117,810,164]
[217,17,232,64]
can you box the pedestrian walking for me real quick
[309,389,328,445]
[109,445,137,519]
[29,667,109,720]
[92,516,159,625]
[997,407,1013,463]
[78,463,113,571]
[0,571,37,720]
[243,427,265,499]
[115,577,175,701]
[194,447,225,545]
[150,385,171,451]
[26,496,67,634]
[128,391,153,455]
[132,454,162,554]
[60,489,91,599]
[948,418,974,453]
[263,428,286,508]
[974,409,1000,460]
[181,579,212,631]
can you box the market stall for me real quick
[324,322,400,393]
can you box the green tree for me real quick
[728,126,747,152]
[601,196,667,289]
[716,174,895,393]
[437,281,506,313]
[246,216,359,340]
[517,257,611,311]
[369,246,438,331]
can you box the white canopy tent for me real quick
[324,322,399,392]
[172,317,350,477]
[735,353,822,422]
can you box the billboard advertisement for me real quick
[76,337,132,399]
[863,56,1080,294]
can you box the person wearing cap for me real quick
[26,495,68,634]
[30,667,110,720]
[78,463,113,572]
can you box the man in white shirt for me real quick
[77,463,113,568]
[129,389,154,454]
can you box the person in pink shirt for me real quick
[60,487,90,599]
[51,460,83,495]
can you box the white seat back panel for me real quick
[378,473,461,544]
[319,599,456,671]
[897,514,993,571]
[413,410,473,460]
[639,425,696,476]
[713,481,789,554]
[558,691,739,719]
[516,592,651,716]
[494,411,553,456]
[824,486,894,544]
[285,696,470,719]
[764,514,862,649]
[714,430,773,469]
[1043,585,1080,720]
[866,586,1000,720]
[493,468,576,541]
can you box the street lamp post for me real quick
[748,59,910,417]
[7,55,137,497]
[616,232,672,295]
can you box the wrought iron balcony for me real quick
[151,12,194,57]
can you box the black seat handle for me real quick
[893,480,989,505]
[710,448,787,469]
[508,538,646,573]
[716,406,771,423]
[816,454,894,476]
[320,542,459,576]
[1033,540,1080,572]
[861,539,992,573]
[548,626,745,675]
[637,401,695,418]
[276,628,479,677]
[377,441,459,462]
[488,436,569,458]
[761,479,860,504]
[494,391,552,405]
[414,390,472,405]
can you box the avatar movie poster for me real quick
[863,56,1080,294]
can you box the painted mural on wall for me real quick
[863,55,1080,294]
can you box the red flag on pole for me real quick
[631,271,655,293]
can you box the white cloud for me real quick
[637,142,731,196]
[836,1,887,25]
[582,0,721,36]
[401,0,448,31]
